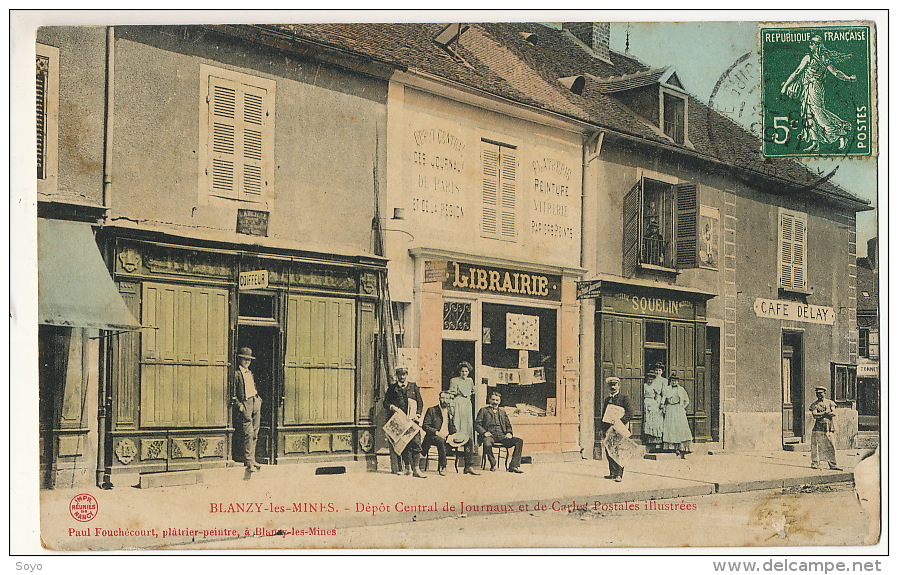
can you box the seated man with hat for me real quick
[233,347,263,473]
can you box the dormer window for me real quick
[662,91,686,144]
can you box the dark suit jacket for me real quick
[422,405,457,436]
[475,405,513,437]
[601,393,632,432]
[383,381,424,417]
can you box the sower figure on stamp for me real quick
[602,376,632,482]
[420,392,455,476]
[383,367,427,478]
[476,390,525,474]
[809,385,842,470]
[232,347,262,473]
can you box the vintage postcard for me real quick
[12,10,884,556]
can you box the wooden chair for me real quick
[481,443,511,471]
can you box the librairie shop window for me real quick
[480,302,557,414]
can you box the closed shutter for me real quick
[499,147,517,239]
[36,55,49,180]
[284,294,356,424]
[622,181,642,274]
[669,322,696,416]
[481,145,499,238]
[208,76,271,200]
[140,283,229,427]
[778,209,808,290]
[674,183,698,268]
[481,141,517,240]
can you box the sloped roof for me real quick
[589,67,670,93]
[239,22,868,209]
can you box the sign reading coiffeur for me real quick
[753,298,835,325]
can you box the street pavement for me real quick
[38,448,875,550]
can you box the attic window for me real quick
[520,32,539,45]
[662,92,686,144]
[434,24,469,50]
[559,75,586,95]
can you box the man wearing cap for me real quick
[601,376,632,482]
[420,392,456,475]
[383,368,427,478]
[809,386,841,470]
[233,347,262,473]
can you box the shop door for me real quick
[596,315,643,456]
[442,340,476,392]
[235,291,282,465]
[782,332,804,441]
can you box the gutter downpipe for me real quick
[579,130,604,459]
[97,25,114,488]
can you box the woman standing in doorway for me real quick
[448,361,479,475]
[662,372,693,458]
[642,371,665,450]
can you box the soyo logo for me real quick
[69,493,98,522]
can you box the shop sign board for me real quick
[603,290,695,320]
[239,269,269,290]
[443,261,561,301]
[857,362,878,377]
[752,298,835,325]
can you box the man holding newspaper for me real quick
[601,376,640,482]
[383,367,428,478]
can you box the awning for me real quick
[38,218,141,330]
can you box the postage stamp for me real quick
[760,23,875,157]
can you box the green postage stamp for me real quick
[761,23,874,157]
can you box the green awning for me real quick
[38,218,141,330]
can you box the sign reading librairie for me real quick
[753,298,835,325]
[442,261,561,301]
[239,270,269,290]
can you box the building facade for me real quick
[37,24,394,487]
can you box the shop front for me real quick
[410,255,581,458]
[103,231,385,481]
[581,279,716,456]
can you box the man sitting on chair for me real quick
[475,390,524,474]
[420,391,455,476]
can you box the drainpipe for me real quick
[96,26,114,488]
[101,26,115,210]
[579,130,604,459]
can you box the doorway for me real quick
[782,331,804,442]
[235,290,282,465]
[707,326,721,442]
[442,340,476,391]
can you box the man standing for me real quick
[421,392,455,475]
[475,390,524,473]
[233,347,262,473]
[602,376,632,482]
[809,386,842,470]
[383,368,427,478]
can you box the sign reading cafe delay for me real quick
[752,298,835,325]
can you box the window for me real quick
[36,44,59,185]
[200,65,275,203]
[831,363,857,402]
[858,328,870,358]
[778,208,808,292]
[623,177,698,271]
[481,140,517,240]
[662,91,686,144]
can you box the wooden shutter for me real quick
[499,147,517,239]
[669,322,696,416]
[481,144,499,238]
[674,183,698,268]
[36,55,49,180]
[208,76,271,200]
[284,294,356,424]
[598,315,643,437]
[779,209,808,290]
[140,283,229,427]
[622,180,642,274]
